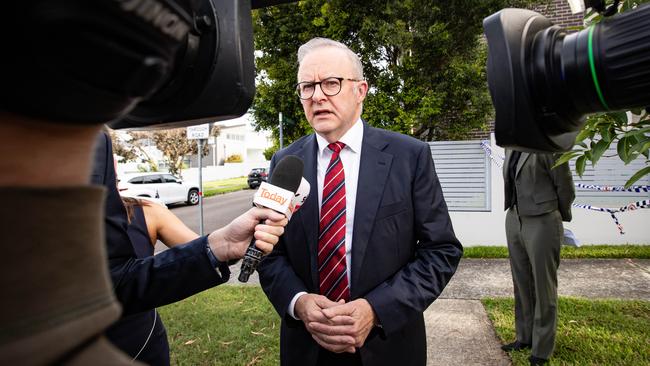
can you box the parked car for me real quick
[247,168,268,189]
[118,172,200,206]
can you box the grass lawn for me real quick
[202,177,249,197]
[158,245,650,365]
[463,245,650,259]
[160,289,650,365]
[159,286,280,366]
[483,297,650,365]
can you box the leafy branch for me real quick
[556,109,650,187]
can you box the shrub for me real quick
[225,154,243,163]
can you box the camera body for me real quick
[0,0,292,128]
[111,0,255,129]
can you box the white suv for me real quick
[118,172,200,206]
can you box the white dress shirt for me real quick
[288,118,364,319]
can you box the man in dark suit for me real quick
[501,150,575,366]
[257,37,463,366]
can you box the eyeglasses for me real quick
[295,77,362,100]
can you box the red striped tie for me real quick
[318,141,350,302]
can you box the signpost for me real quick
[186,124,210,235]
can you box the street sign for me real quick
[186,124,210,140]
[186,123,211,234]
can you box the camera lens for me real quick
[531,3,650,134]
[484,4,650,152]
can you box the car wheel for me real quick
[187,189,200,205]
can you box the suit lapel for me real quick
[296,135,320,290]
[503,150,512,182]
[516,152,530,178]
[351,125,392,296]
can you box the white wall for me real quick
[447,139,650,246]
[180,161,270,184]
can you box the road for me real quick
[168,189,255,235]
[157,189,263,283]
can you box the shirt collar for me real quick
[316,118,364,156]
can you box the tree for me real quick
[263,144,279,161]
[109,129,159,172]
[108,130,138,163]
[252,0,533,144]
[110,125,220,177]
[557,1,650,187]
[151,126,218,177]
[150,129,195,177]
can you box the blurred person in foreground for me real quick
[0,123,286,366]
[257,37,463,366]
[0,1,287,364]
[501,150,575,366]
[0,118,128,365]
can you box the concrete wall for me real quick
[448,139,650,246]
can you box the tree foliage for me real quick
[109,130,138,163]
[109,129,159,172]
[252,0,533,144]
[151,129,198,177]
[111,125,220,177]
[225,154,244,163]
[557,1,650,187]
[151,126,219,177]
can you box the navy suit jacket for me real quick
[258,124,463,366]
[91,132,226,316]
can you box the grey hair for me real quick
[297,37,364,80]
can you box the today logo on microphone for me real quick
[259,188,288,206]
[253,182,294,217]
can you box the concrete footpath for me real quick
[227,258,650,365]
[424,258,650,366]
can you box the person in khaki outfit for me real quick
[500,150,575,366]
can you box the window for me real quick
[163,174,178,183]
[226,133,245,141]
[128,176,144,184]
[144,175,163,184]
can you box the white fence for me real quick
[432,136,650,246]
[180,162,270,185]
[429,141,491,211]
[157,137,649,246]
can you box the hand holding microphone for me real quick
[206,207,288,263]
[238,155,309,282]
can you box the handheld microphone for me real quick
[238,155,304,282]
